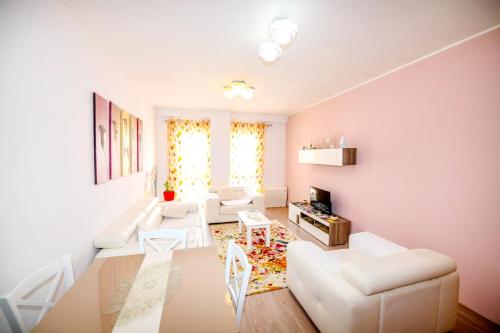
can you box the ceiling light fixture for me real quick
[258,41,282,63]
[258,17,298,63]
[270,18,298,46]
[223,80,255,100]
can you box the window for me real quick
[167,118,211,201]
[230,121,265,193]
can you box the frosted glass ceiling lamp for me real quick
[258,41,282,63]
[223,80,255,100]
[270,18,298,46]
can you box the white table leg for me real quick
[246,227,252,251]
[238,216,243,233]
[265,225,271,247]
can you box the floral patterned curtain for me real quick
[230,121,265,193]
[167,118,211,201]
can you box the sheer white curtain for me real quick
[167,119,211,202]
[229,122,265,193]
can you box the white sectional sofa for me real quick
[287,232,459,333]
[205,186,265,224]
[94,197,205,258]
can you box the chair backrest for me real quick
[138,229,188,253]
[0,255,75,333]
[224,240,252,328]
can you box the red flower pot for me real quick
[163,191,175,201]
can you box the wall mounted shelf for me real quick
[298,148,357,166]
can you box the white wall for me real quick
[155,108,287,195]
[0,1,155,328]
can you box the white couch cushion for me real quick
[138,206,163,231]
[219,204,254,215]
[322,249,370,275]
[129,197,159,213]
[349,231,408,256]
[221,192,254,206]
[161,203,189,218]
[217,186,246,201]
[94,210,146,249]
[95,239,192,259]
[340,249,457,296]
[159,201,199,212]
[95,241,143,258]
[159,212,201,229]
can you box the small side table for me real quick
[237,210,272,251]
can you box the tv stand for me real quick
[288,201,350,246]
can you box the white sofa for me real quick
[94,197,205,258]
[287,232,459,333]
[205,186,265,224]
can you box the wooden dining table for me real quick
[32,246,237,333]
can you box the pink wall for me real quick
[286,28,500,323]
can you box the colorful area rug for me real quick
[209,220,299,295]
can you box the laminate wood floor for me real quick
[237,207,499,333]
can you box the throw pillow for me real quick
[231,188,247,200]
[221,192,254,206]
[217,186,238,201]
[161,203,189,219]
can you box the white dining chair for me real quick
[138,229,188,253]
[224,240,252,329]
[0,255,75,333]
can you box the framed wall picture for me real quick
[130,115,138,174]
[120,110,131,176]
[137,118,143,172]
[109,102,121,179]
[93,93,110,184]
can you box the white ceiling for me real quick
[64,0,500,115]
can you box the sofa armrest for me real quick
[287,241,378,333]
[340,249,457,296]
[205,192,221,223]
[251,193,265,213]
[349,231,407,257]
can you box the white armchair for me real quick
[205,186,265,224]
[287,232,459,333]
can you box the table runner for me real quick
[112,252,172,333]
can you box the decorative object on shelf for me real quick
[298,148,357,166]
[149,166,158,195]
[258,17,298,63]
[93,93,110,184]
[144,166,157,195]
[324,137,336,149]
[223,80,255,99]
[339,136,346,148]
[163,180,175,201]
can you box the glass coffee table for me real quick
[237,210,272,251]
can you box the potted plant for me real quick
[163,180,175,201]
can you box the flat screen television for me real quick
[310,186,332,215]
